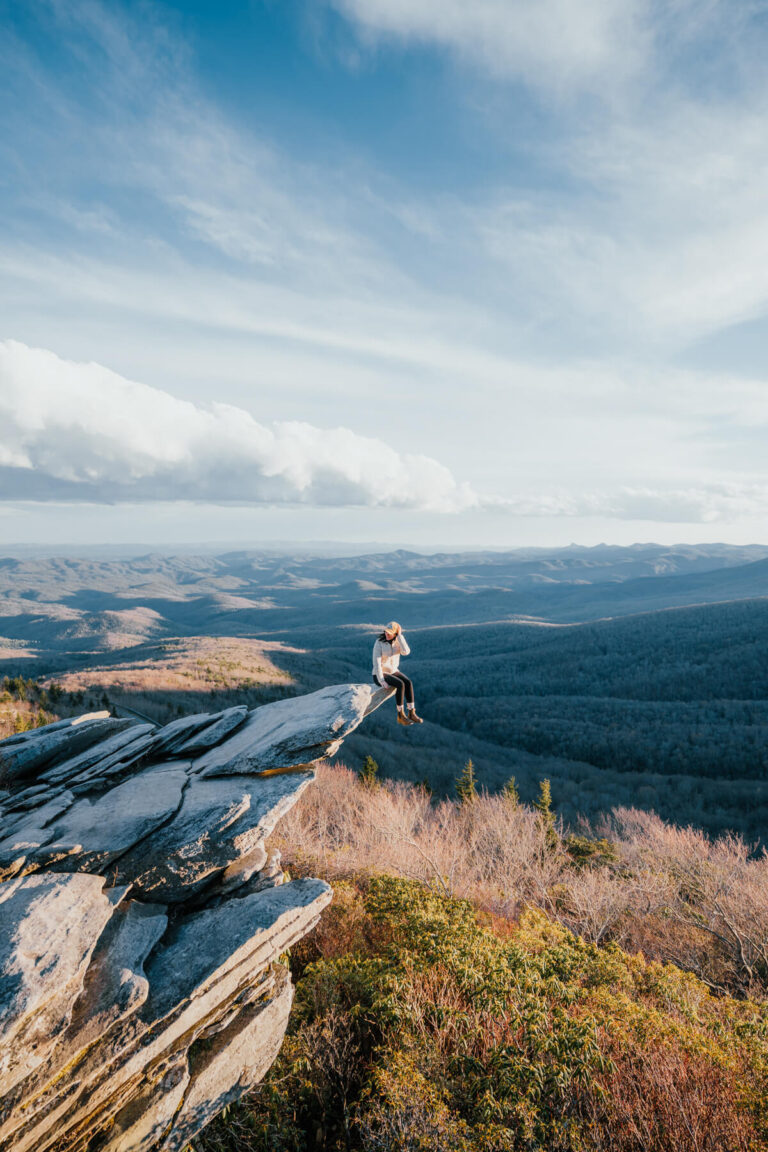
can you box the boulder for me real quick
[46,765,187,874]
[0,791,77,882]
[164,968,293,1151]
[41,724,156,784]
[144,878,331,1018]
[150,712,218,754]
[0,718,137,784]
[175,705,248,755]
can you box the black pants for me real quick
[374,671,414,707]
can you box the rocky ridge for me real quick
[0,682,391,1152]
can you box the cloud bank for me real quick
[1,340,764,527]
[0,341,478,511]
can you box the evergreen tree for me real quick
[502,776,519,806]
[358,755,380,789]
[534,777,553,818]
[534,778,558,849]
[456,758,477,805]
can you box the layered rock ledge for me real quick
[0,682,392,1152]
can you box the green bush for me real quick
[200,877,768,1152]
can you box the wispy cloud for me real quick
[332,0,768,350]
[330,0,648,95]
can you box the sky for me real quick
[1,0,768,549]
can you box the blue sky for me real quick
[1,0,768,548]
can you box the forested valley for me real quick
[0,544,766,840]
[274,597,768,840]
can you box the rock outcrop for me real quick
[0,682,391,1152]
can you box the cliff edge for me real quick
[0,682,392,1152]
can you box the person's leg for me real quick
[397,672,423,723]
[382,672,413,724]
[395,673,414,705]
[382,672,405,708]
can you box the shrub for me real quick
[200,877,768,1152]
[274,764,768,998]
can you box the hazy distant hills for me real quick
[1,542,766,839]
[1,543,767,657]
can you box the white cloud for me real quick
[3,339,767,526]
[0,341,479,512]
[330,0,648,94]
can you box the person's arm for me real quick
[396,632,410,656]
[373,640,387,686]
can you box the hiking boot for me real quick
[397,712,413,726]
[407,708,424,724]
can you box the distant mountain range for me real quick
[1,542,766,839]
[1,542,767,657]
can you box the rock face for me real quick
[0,682,391,1152]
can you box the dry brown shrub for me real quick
[553,865,635,944]
[276,766,768,997]
[607,807,768,995]
[585,1042,756,1152]
[276,763,565,915]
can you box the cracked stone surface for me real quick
[0,683,387,1152]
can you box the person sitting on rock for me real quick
[372,620,423,726]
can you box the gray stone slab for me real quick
[1,784,52,811]
[102,1052,190,1152]
[0,872,113,1094]
[0,712,111,748]
[41,724,154,784]
[9,790,75,833]
[66,899,168,1056]
[113,771,312,902]
[163,970,293,1151]
[196,683,381,777]
[176,706,248,755]
[0,718,135,784]
[69,730,159,783]
[151,712,216,754]
[145,877,331,1018]
[0,792,77,880]
[46,765,188,873]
